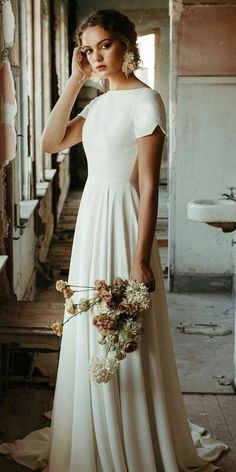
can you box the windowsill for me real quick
[0,255,8,273]
[36,181,50,198]
[57,150,69,163]
[20,199,39,221]
[45,169,57,181]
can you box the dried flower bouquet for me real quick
[52,278,151,383]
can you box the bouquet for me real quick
[52,278,151,384]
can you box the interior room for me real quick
[0,1,235,470]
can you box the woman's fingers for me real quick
[71,47,90,80]
[146,281,155,292]
[129,272,156,292]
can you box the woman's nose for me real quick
[94,49,103,62]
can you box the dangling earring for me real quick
[122,51,137,78]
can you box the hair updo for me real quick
[74,9,141,69]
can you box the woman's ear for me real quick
[121,38,131,53]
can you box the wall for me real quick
[0,0,70,301]
[169,0,236,291]
[0,1,17,300]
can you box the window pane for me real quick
[135,33,155,89]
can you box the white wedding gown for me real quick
[0,88,228,471]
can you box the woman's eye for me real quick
[101,43,111,50]
[84,49,92,55]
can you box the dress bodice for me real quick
[78,87,166,182]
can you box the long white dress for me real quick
[0,88,228,471]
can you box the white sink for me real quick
[187,198,236,232]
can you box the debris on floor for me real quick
[212,375,233,386]
[177,322,232,336]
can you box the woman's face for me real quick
[81,25,125,79]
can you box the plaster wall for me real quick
[36,185,54,264]
[174,77,235,274]
[177,6,236,76]
[77,0,168,15]
[57,152,70,222]
[13,213,36,300]
[169,2,236,289]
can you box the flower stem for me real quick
[63,300,97,326]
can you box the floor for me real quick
[0,185,235,470]
[0,387,235,471]
[168,291,234,394]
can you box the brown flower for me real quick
[124,340,138,353]
[111,278,127,303]
[118,302,134,317]
[92,315,118,333]
[128,327,144,340]
[78,298,90,311]
[51,321,63,337]
[55,280,67,292]
[63,287,74,299]
[112,277,124,289]
[100,288,113,303]
[115,351,127,361]
[95,279,109,292]
[65,299,77,315]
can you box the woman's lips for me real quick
[96,65,106,71]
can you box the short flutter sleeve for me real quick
[77,96,99,119]
[134,91,166,139]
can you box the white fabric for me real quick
[0,418,228,471]
[0,88,228,471]
[0,428,50,470]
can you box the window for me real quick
[135,32,158,89]
[14,0,52,198]
[12,0,68,200]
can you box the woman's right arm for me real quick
[41,47,91,154]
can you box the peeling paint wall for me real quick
[0,2,17,165]
[0,0,17,299]
[177,6,236,76]
[0,0,70,301]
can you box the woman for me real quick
[0,9,227,472]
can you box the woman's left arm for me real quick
[130,125,165,291]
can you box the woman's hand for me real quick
[130,260,156,292]
[71,46,92,82]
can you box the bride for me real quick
[0,9,227,472]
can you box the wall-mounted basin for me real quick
[187,198,236,232]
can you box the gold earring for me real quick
[122,51,137,78]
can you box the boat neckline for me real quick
[107,86,152,92]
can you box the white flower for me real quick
[125,281,151,311]
[88,356,119,384]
